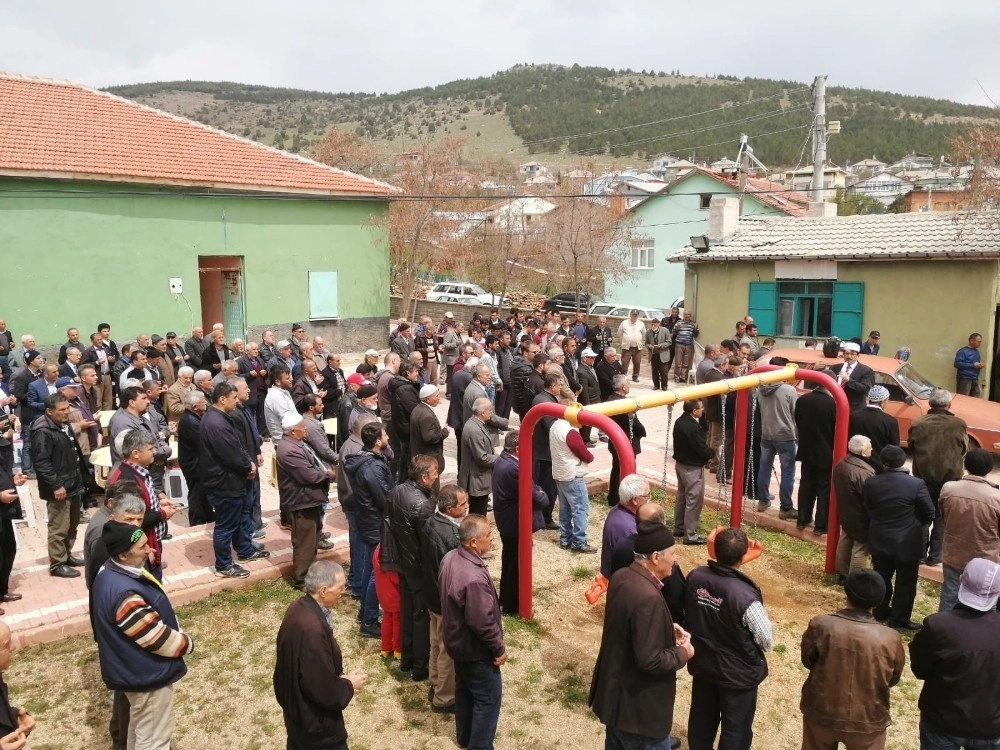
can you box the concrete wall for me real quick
[683,258,999,390]
[0,179,390,352]
[604,172,788,310]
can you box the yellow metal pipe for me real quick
[580,365,800,420]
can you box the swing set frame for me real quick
[515,364,850,620]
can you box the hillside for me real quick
[107,64,997,167]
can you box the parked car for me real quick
[426,282,510,307]
[756,348,1000,453]
[588,303,666,321]
[436,294,481,305]
[542,291,598,314]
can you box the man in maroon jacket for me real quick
[439,515,507,750]
[274,560,367,750]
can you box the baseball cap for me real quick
[364,348,379,357]
[869,330,881,338]
[276,339,291,349]
[346,373,366,386]
[843,342,861,353]
[958,558,1000,611]
[444,312,454,319]
[55,376,77,389]
[580,348,597,358]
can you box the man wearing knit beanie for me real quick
[800,569,905,749]
[92,520,193,750]
[590,521,692,749]
[938,448,1000,612]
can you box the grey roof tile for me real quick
[670,211,1000,263]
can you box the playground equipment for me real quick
[516,364,850,620]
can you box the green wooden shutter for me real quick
[831,282,864,340]
[747,282,776,335]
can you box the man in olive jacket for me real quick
[590,522,693,748]
[909,388,968,565]
[274,561,366,750]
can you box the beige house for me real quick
[670,199,1000,390]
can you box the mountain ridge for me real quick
[106,64,997,167]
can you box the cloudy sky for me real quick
[2,1,998,107]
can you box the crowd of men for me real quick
[1,308,999,749]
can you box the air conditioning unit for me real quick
[166,468,188,505]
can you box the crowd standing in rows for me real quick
[0,307,996,749]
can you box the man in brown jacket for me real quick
[274,560,366,749]
[831,435,876,578]
[275,413,336,589]
[909,388,968,565]
[590,522,693,749]
[800,569,905,750]
[938,448,1000,611]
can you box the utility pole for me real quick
[738,133,750,214]
[811,75,828,202]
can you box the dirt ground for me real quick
[7,494,937,750]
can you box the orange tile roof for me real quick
[702,169,811,217]
[0,74,396,197]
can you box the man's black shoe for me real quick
[670,737,681,749]
[889,620,923,631]
[238,549,271,562]
[411,670,429,682]
[359,622,381,639]
[50,564,80,578]
[543,522,559,531]
[431,702,456,714]
[683,537,706,546]
[66,555,85,567]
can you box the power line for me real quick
[567,106,811,155]
[519,86,811,147]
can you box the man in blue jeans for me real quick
[337,412,379,598]
[439,515,506,750]
[199,381,269,578]
[756,358,798,520]
[549,417,596,554]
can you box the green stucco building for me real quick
[0,74,395,352]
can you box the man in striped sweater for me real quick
[93,520,193,750]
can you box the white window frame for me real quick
[630,237,655,269]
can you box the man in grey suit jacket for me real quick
[458,398,500,518]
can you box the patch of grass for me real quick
[570,565,595,580]
[554,664,590,709]
[773,643,787,655]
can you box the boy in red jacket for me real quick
[373,543,401,658]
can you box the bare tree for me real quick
[541,198,637,303]
[953,115,1000,210]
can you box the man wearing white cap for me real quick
[276,412,337,589]
[848,384,900,468]
[910,557,1000,747]
[410,385,450,487]
[833,342,875,390]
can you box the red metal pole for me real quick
[516,403,636,620]
[731,387,749,528]
[750,365,849,574]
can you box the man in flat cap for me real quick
[92,520,193,750]
[590,521,692,750]
[800,569,904,750]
